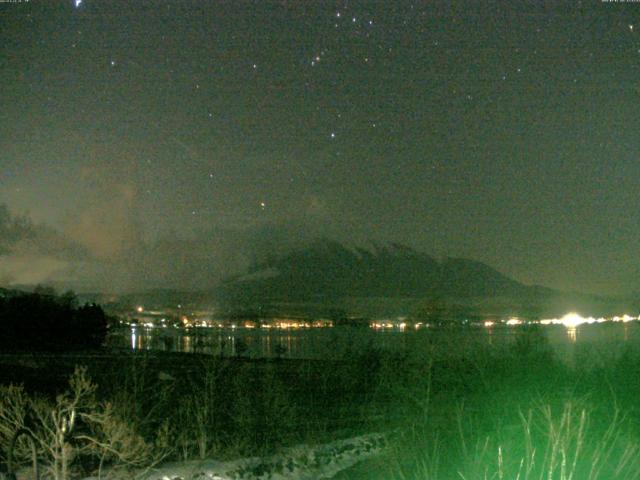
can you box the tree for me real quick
[234,338,249,358]
[58,290,79,309]
[0,291,107,352]
[0,367,164,480]
[273,343,287,359]
[409,295,475,326]
[410,295,451,325]
[34,284,57,297]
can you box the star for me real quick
[74,0,82,7]
[330,132,336,139]
[630,24,634,32]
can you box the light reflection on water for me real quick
[566,326,577,343]
[109,322,640,363]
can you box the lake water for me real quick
[107,322,640,364]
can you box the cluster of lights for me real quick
[452,313,640,330]
[273,320,311,329]
[371,322,397,329]
[371,321,426,330]
[484,318,522,327]
[482,313,639,329]
[539,312,637,327]
[128,308,333,330]
[130,307,638,332]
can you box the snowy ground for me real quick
[10,433,387,480]
[89,433,388,480]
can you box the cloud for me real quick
[0,256,69,286]
[0,204,90,286]
[62,139,143,261]
[65,184,140,260]
[0,201,346,292]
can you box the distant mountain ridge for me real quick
[220,238,554,302]
[3,238,634,318]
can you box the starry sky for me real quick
[1,0,640,294]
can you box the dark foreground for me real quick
[1,326,640,479]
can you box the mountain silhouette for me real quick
[220,238,551,302]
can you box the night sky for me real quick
[1,0,640,294]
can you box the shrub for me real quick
[0,367,166,480]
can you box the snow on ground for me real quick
[11,433,387,480]
[141,433,387,480]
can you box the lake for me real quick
[107,321,640,365]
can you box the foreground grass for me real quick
[381,328,640,479]
[1,325,640,479]
[0,350,393,477]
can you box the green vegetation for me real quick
[0,352,386,479]
[381,331,640,479]
[1,325,640,479]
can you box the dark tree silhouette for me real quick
[234,338,248,357]
[0,289,108,351]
